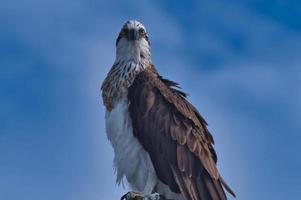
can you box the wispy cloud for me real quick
[0,0,300,200]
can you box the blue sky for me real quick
[0,0,300,200]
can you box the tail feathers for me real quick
[197,173,227,200]
[170,165,192,200]
[195,176,212,200]
[220,175,236,198]
[195,171,237,200]
[171,164,235,200]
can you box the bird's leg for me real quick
[120,161,168,200]
[120,191,160,200]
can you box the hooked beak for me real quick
[128,29,139,41]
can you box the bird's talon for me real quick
[147,193,160,200]
[120,192,161,200]
[120,191,146,200]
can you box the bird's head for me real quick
[115,20,151,63]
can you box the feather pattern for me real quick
[102,20,234,200]
[128,65,235,200]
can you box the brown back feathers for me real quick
[128,65,235,200]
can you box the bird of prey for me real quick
[101,20,235,200]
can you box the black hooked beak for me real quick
[128,29,139,41]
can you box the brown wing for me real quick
[128,66,235,200]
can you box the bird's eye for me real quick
[138,28,145,35]
[121,28,129,36]
[123,28,129,34]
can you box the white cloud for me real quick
[1,0,300,199]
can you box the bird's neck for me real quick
[113,43,152,86]
[116,41,151,65]
[102,47,151,111]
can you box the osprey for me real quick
[101,20,235,200]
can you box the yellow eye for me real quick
[138,28,145,35]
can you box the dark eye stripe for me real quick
[116,28,127,45]
[145,35,150,45]
[116,34,122,46]
[116,24,150,46]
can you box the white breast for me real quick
[105,99,183,200]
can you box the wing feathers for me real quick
[220,175,236,198]
[170,165,192,200]
[128,67,235,200]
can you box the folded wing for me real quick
[128,66,235,200]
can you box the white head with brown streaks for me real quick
[102,20,152,110]
[115,20,151,65]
